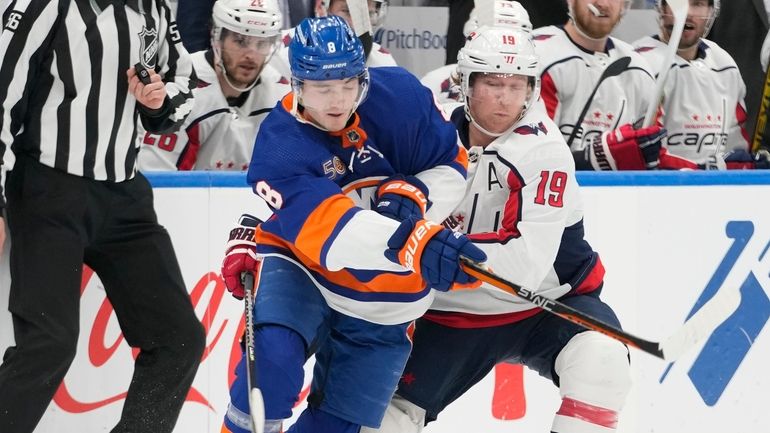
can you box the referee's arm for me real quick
[137,0,197,135]
[0,0,61,208]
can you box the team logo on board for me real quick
[660,221,770,406]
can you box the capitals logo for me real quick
[514,121,548,136]
[660,221,770,406]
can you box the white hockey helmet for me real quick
[463,1,532,37]
[656,0,720,37]
[211,0,283,92]
[457,25,540,136]
[476,0,532,32]
[212,0,283,38]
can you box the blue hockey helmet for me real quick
[289,15,366,81]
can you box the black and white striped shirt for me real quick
[0,0,196,184]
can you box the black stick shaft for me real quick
[460,258,664,359]
[565,56,632,148]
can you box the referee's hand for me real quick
[127,67,166,110]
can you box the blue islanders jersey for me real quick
[247,67,469,325]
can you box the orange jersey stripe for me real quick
[294,194,357,264]
[454,144,470,171]
[257,229,427,295]
[342,178,382,195]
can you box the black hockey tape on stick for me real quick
[751,63,770,152]
[460,257,741,362]
[242,271,265,433]
[134,63,153,85]
[565,56,631,148]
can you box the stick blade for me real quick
[667,0,690,18]
[659,287,741,361]
[249,388,266,433]
[643,0,688,126]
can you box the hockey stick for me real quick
[643,0,688,126]
[751,60,770,151]
[242,271,265,433]
[347,0,374,58]
[565,56,631,148]
[460,257,741,361]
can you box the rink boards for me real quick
[0,171,768,433]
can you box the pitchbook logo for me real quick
[660,221,770,406]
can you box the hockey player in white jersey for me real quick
[269,0,396,78]
[420,0,532,104]
[534,0,668,170]
[364,25,630,433]
[632,0,768,169]
[138,0,290,171]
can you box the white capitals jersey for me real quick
[533,26,655,155]
[427,102,605,326]
[269,28,398,78]
[420,64,463,104]
[632,36,750,164]
[137,51,290,171]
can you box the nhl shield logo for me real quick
[138,26,158,69]
[346,129,361,144]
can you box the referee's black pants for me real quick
[0,155,206,433]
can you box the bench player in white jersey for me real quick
[269,0,396,78]
[633,0,768,169]
[420,0,532,105]
[137,0,290,171]
[534,0,668,171]
[365,25,630,433]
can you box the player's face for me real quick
[219,30,278,87]
[571,0,625,39]
[467,73,529,135]
[328,0,354,28]
[300,77,361,131]
[660,0,712,49]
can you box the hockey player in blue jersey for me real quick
[219,15,487,433]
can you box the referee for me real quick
[0,1,205,432]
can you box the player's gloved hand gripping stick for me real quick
[460,257,741,362]
[385,216,486,292]
[220,214,264,432]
